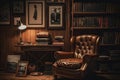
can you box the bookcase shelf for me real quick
[100,44,120,46]
[72,27,120,33]
[72,12,106,15]
[72,27,120,30]
[72,12,120,16]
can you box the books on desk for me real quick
[36,31,49,38]
[36,32,52,45]
[36,37,51,45]
[53,36,64,45]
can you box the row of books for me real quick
[100,32,120,44]
[73,16,120,27]
[73,2,119,13]
[73,2,106,12]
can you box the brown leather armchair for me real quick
[53,35,100,80]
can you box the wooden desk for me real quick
[16,44,64,70]
[16,44,64,52]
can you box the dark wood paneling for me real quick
[0,29,68,70]
[0,30,8,70]
[0,0,71,70]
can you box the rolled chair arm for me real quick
[54,51,74,60]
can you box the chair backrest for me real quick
[70,35,100,58]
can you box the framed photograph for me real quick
[7,55,21,73]
[13,0,25,14]
[14,17,21,26]
[48,4,64,29]
[26,0,45,28]
[16,61,28,77]
[0,1,10,25]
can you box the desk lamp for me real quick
[18,21,27,45]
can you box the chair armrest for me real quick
[54,51,74,60]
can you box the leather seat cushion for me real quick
[56,58,83,69]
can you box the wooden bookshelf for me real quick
[71,0,120,73]
[71,0,120,43]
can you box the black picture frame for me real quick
[47,4,64,29]
[0,1,10,25]
[12,0,25,14]
[16,61,28,77]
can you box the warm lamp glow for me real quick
[18,23,27,30]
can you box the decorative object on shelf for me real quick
[48,4,64,29]
[0,1,10,25]
[26,0,45,28]
[18,20,27,45]
[12,0,25,14]
[16,61,29,77]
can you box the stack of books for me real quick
[53,36,64,45]
[36,32,52,45]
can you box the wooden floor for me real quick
[0,72,120,80]
[0,73,54,80]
